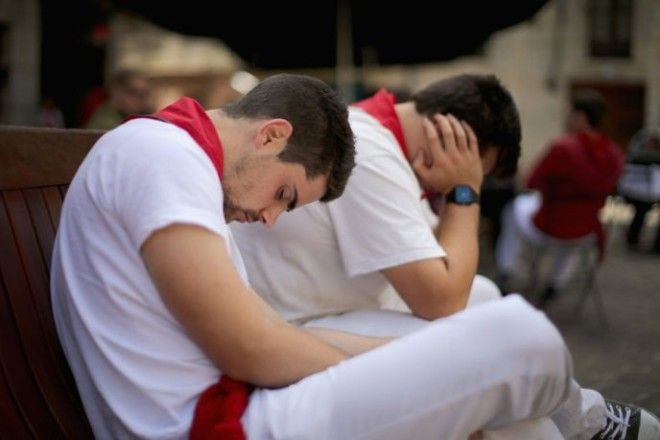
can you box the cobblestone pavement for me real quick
[479,217,660,415]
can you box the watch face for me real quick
[456,186,473,203]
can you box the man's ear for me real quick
[480,145,500,175]
[255,119,293,151]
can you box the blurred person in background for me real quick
[618,128,660,254]
[34,96,65,128]
[84,69,152,129]
[495,89,624,307]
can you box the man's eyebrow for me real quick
[287,187,298,211]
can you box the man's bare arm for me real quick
[304,328,392,356]
[383,114,482,320]
[141,224,348,388]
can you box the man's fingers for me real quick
[422,117,443,165]
[411,151,432,182]
[433,114,458,154]
[447,114,468,151]
[462,120,479,153]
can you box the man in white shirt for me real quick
[232,74,660,439]
[232,75,517,327]
[51,72,655,439]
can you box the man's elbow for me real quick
[214,344,262,384]
[409,291,469,320]
[212,329,282,386]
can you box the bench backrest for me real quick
[0,127,102,438]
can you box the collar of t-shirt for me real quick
[353,89,440,207]
[352,89,410,160]
[127,97,224,180]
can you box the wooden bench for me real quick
[0,127,103,438]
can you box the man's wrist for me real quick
[445,185,480,205]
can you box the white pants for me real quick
[302,303,606,439]
[495,193,595,289]
[242,295,574,439]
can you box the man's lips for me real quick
[238,211,257,223]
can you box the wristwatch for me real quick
[446,185,480,205]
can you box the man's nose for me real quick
[260,205,285,227]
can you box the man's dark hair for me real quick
[224,74,355,202]
[412,74,521,178]
[571,89,606,128]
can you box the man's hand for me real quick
[412,114,483,195]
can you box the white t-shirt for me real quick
[51,118,247,439]
[231,108,445,323]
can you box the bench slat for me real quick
[0,193,64,436]
[0,128,96,438]
[0,127,103,190]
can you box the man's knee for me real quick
[487,295,571,376]
[491,296,573,413]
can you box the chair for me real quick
[524,234,609,327]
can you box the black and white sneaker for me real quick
[591,399,660,439]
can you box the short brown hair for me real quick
[412,74,521,178]
[224,74,355,202]
[571,89,606,128]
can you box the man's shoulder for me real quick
[349,109,402,155]
[102,118,205,158]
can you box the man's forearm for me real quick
[231,319,349,388]
[435,203,480,305]
[304,328,393,356]
[384,203,479,321]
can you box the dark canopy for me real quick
[39,0,549,125]
[111,0,550,69]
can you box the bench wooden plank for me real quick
[0,128,97,438]
[0,281,37,440]
[24,188,56,271]
[0,127,103,190]
[0,193,64,436]
[44,186,65,231]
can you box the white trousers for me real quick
[495,193,595,289]
[302,305,606,439]
[242,295,575,439]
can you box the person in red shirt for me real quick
[495,89,624,306]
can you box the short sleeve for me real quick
[95,120,229,249]
[328,149,445,278]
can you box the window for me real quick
[588,0,633,58]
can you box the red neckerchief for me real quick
[353,90,440,207]
[352,89,410,159]
[128,97,224,180]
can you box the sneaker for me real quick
[591,399,660,439]
[495,272,510,295]
[537,285,558,309]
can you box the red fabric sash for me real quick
[127,96,224,180]
[189,376,253,440]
